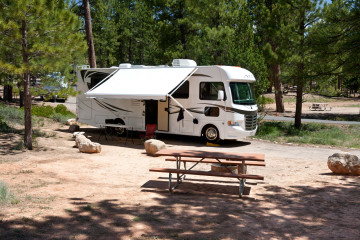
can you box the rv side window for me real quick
[88,72,110,89]
[204,107,219,117]
[199,82,226,100]
[172,81,189,99]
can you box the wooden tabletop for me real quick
[155,149,265,161]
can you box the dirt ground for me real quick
[263,93,360,118]
[1,119,360,239]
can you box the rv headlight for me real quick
[228,121,239,126]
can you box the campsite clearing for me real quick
[1,121,360,239]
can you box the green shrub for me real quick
[0,103,24,124]
[31,105,54,118]
[257,95,275,105]
[54,104,68,114]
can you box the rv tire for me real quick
[203,125,220,143]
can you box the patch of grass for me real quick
[345,104,360,108]
[19,170,34,174]
[254,121,360,149]
[0,181,18,205]
[12,140,25,151]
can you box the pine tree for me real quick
[285,0,322,129]
[249,0,294,113]
[0,0,86,149]
[83,0,96,68]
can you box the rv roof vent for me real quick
[172,59,197,67]
[119,63,132,68]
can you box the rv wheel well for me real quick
[105,118,125,125]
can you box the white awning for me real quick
[85,67,197,100]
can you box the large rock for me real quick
[328,153,360,175]
[75,134,91,147]
[66,118,77,126]
[144,139,166,156]
[69,124,80,133]
[78,142,101,153]
[73,131,85,139]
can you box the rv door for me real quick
[157,98,169,131]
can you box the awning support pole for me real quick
[168,95,194,119]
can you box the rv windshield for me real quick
[230,82,256,105]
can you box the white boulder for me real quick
[78,142,101,153]
[73,131,85,139]
[328,153,360,175]
[144,139,166,156]
[75,134,91,148]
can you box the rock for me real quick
[144,139,166,156]
[328,153,360,175]
[78,142,101,153]
[66,119,77,126]
[75,134,91,147]
[73,131,85,139]
[69,124,80,133]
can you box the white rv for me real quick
[76,59,258,142]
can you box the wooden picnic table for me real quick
[309,103,331,111]
[150,149,265,197]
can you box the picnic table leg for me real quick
[176,156,180,184]
[169,173,173,193]
[239,180,244,198]
[239,160,247,198]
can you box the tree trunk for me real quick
[3,84,13,102]
[272,63,284,112]
[83,0,96,68]
[22,18,32,150]
[294,9,306,130]
[294,80,303,129]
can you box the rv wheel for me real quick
[114,126,126,136]
[203,125,220,143]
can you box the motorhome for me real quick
[76,59,258,142]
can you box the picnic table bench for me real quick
[309,103,331,111]
[149,149,265,197]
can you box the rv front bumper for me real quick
[223,125,257,140]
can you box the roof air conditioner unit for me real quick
[119,63,132,68]
[172,59,197,67]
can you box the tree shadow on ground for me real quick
[1,174,359,239]
[302,113,360,122]
[0,130,26,156]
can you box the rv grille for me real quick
[245,114,257,131]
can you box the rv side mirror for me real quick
[218,90,224,101]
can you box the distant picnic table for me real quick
[309,103,331,111]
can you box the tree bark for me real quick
[3,84,13,102]
[83,0,96,68]
[294,9,306,130]
[22,18,33,150]
[294,80,303,129]
[272,63,284,112]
